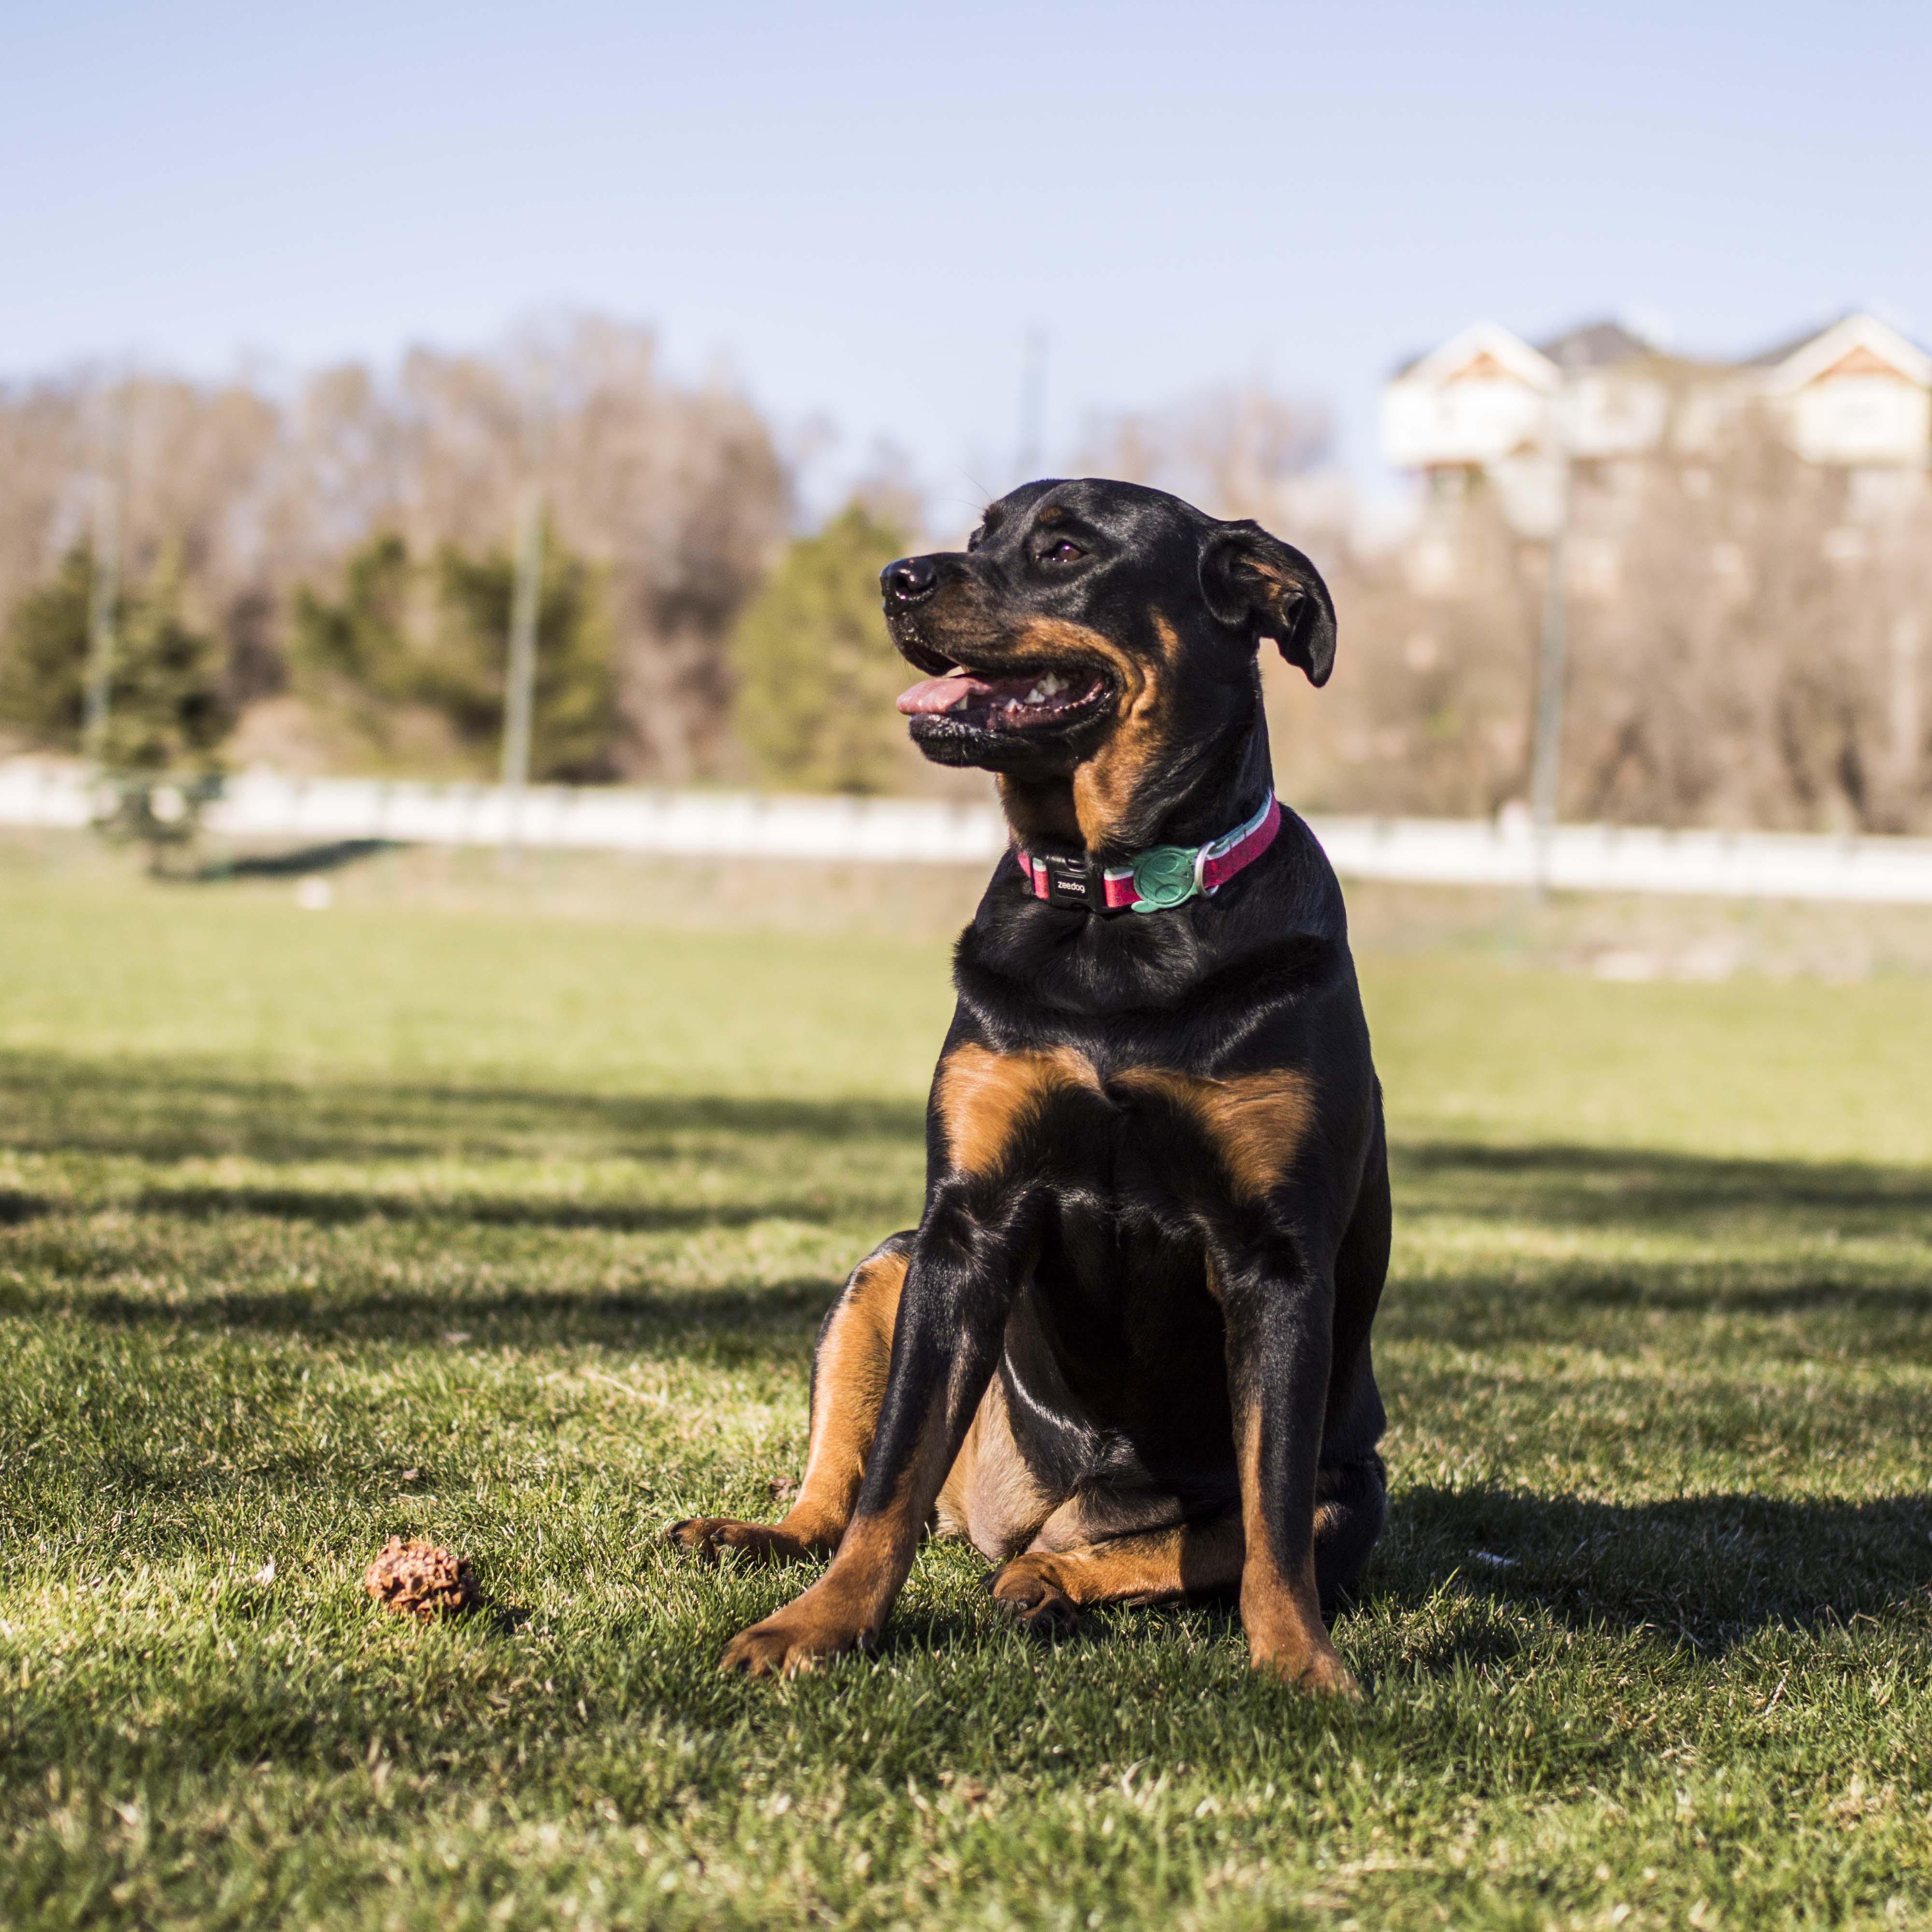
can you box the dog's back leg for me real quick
[1313,1452,1387,1616]
[668,1233,911,1562]
[987,1515,1246,1634]
[986,1473,1386,1640]
[1315,1108,1392,1613]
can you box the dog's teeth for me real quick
[1040,673,1066,696]
[1023,685,1047,704]
[946,690,970,711]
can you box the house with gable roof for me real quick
[1380,322,1562,473]
[1384,309,1932,490]
[1750,313,1932,469]
[1381,310,1932,597]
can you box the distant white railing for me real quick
[5,758,1932,903]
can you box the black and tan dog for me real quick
[670,478,1389,1696]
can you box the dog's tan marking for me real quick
[1062,613,1177,855]
[1233,1408,1357,1696]
[1116,1066,1313,1201]
[1234,551,1297,602]
[668,1248,907,1563]
[995,773,1082,845]
[721,1383,957,1677]
[936,1043,1100,1179]
[936,1373,1057,1559]
[784,1249,906,1544]
[965,613,1157,857]
[952,612,1182,857]
[990,1515,1246,1631]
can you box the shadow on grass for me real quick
[1470,1268,1932,1322]
[194,838,404,880]
[8,1045,1926,1227]
[1367,1483,1932,1656]
[0,1049,927,1164]
[1393,1138,1932,1228]
[125,1185,848,1234]
[13,1279,841,1352]
[0,1191,54,1226]
[1384,1268,1932,1353]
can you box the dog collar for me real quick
[1018,790,1282,915]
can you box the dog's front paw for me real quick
[719,1601,877,1678]
[1251,1636,1361,1700]
[988,1553,1081,1637]
[666,1517,810,1565]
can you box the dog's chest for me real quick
[935,1041,1311,1210]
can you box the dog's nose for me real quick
[882,555,938,603]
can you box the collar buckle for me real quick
[1019,790,1280,917]
[1039,852,1099,910]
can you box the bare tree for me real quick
[0,318,790,778]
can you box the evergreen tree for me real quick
[0,543,93,747]
[101,546,233,771]
[731,502,910,793]
[288,533,417,749]
[0,540,231,769]
[289,529,617,781]
[434,536,617,781]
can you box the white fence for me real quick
[5,759,1932,903]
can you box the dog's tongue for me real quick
[896,668,1037,716]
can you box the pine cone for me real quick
[363,1537,480,1622]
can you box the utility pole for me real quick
[84,477,122,767]
[499,381,552,866]
[1528,351,1580,900]
[84,399,126,767]
[498,475,544,863]
[1889,612,1921,791]
[1015,328,1048,484]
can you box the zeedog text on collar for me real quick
[1018,791,1281,916]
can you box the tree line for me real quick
[0,319,791,785]
[2,327,1927,833]
[1080,387,1932,835]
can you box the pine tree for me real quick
[730,502,910,793]
[288,533,418,750]
[101,545,233,772]
[288,529,618,781]
[0,540,231,769]
[434,535,617,782]
[0,544,95,747]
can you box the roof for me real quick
[1751,312,1932,391]
[1741,321,1840,371]
[1392,310,1932,396]
[1532,320,1656,369]
[1387,322,1559,392]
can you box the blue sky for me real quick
[5,1,1928,524]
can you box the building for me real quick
[1383,310,1932,504]
[1381,310,1932,606]
[1750,313,1932,469]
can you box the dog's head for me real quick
[882,479,1334,856]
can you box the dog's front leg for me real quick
[1218,1241,1360,1698]
[718,1196,1023,1677]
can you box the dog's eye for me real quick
[1040,539,1085,563]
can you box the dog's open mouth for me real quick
[896,663,1111,732]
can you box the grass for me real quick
[1,842,1930,1929]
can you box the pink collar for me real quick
[1018,791,1283,915]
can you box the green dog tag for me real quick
[1129,844,1199,912]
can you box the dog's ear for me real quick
[1198,521,1337,687]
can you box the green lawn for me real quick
[1,856,1930,1930]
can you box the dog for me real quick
[670,478,1389,1696]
